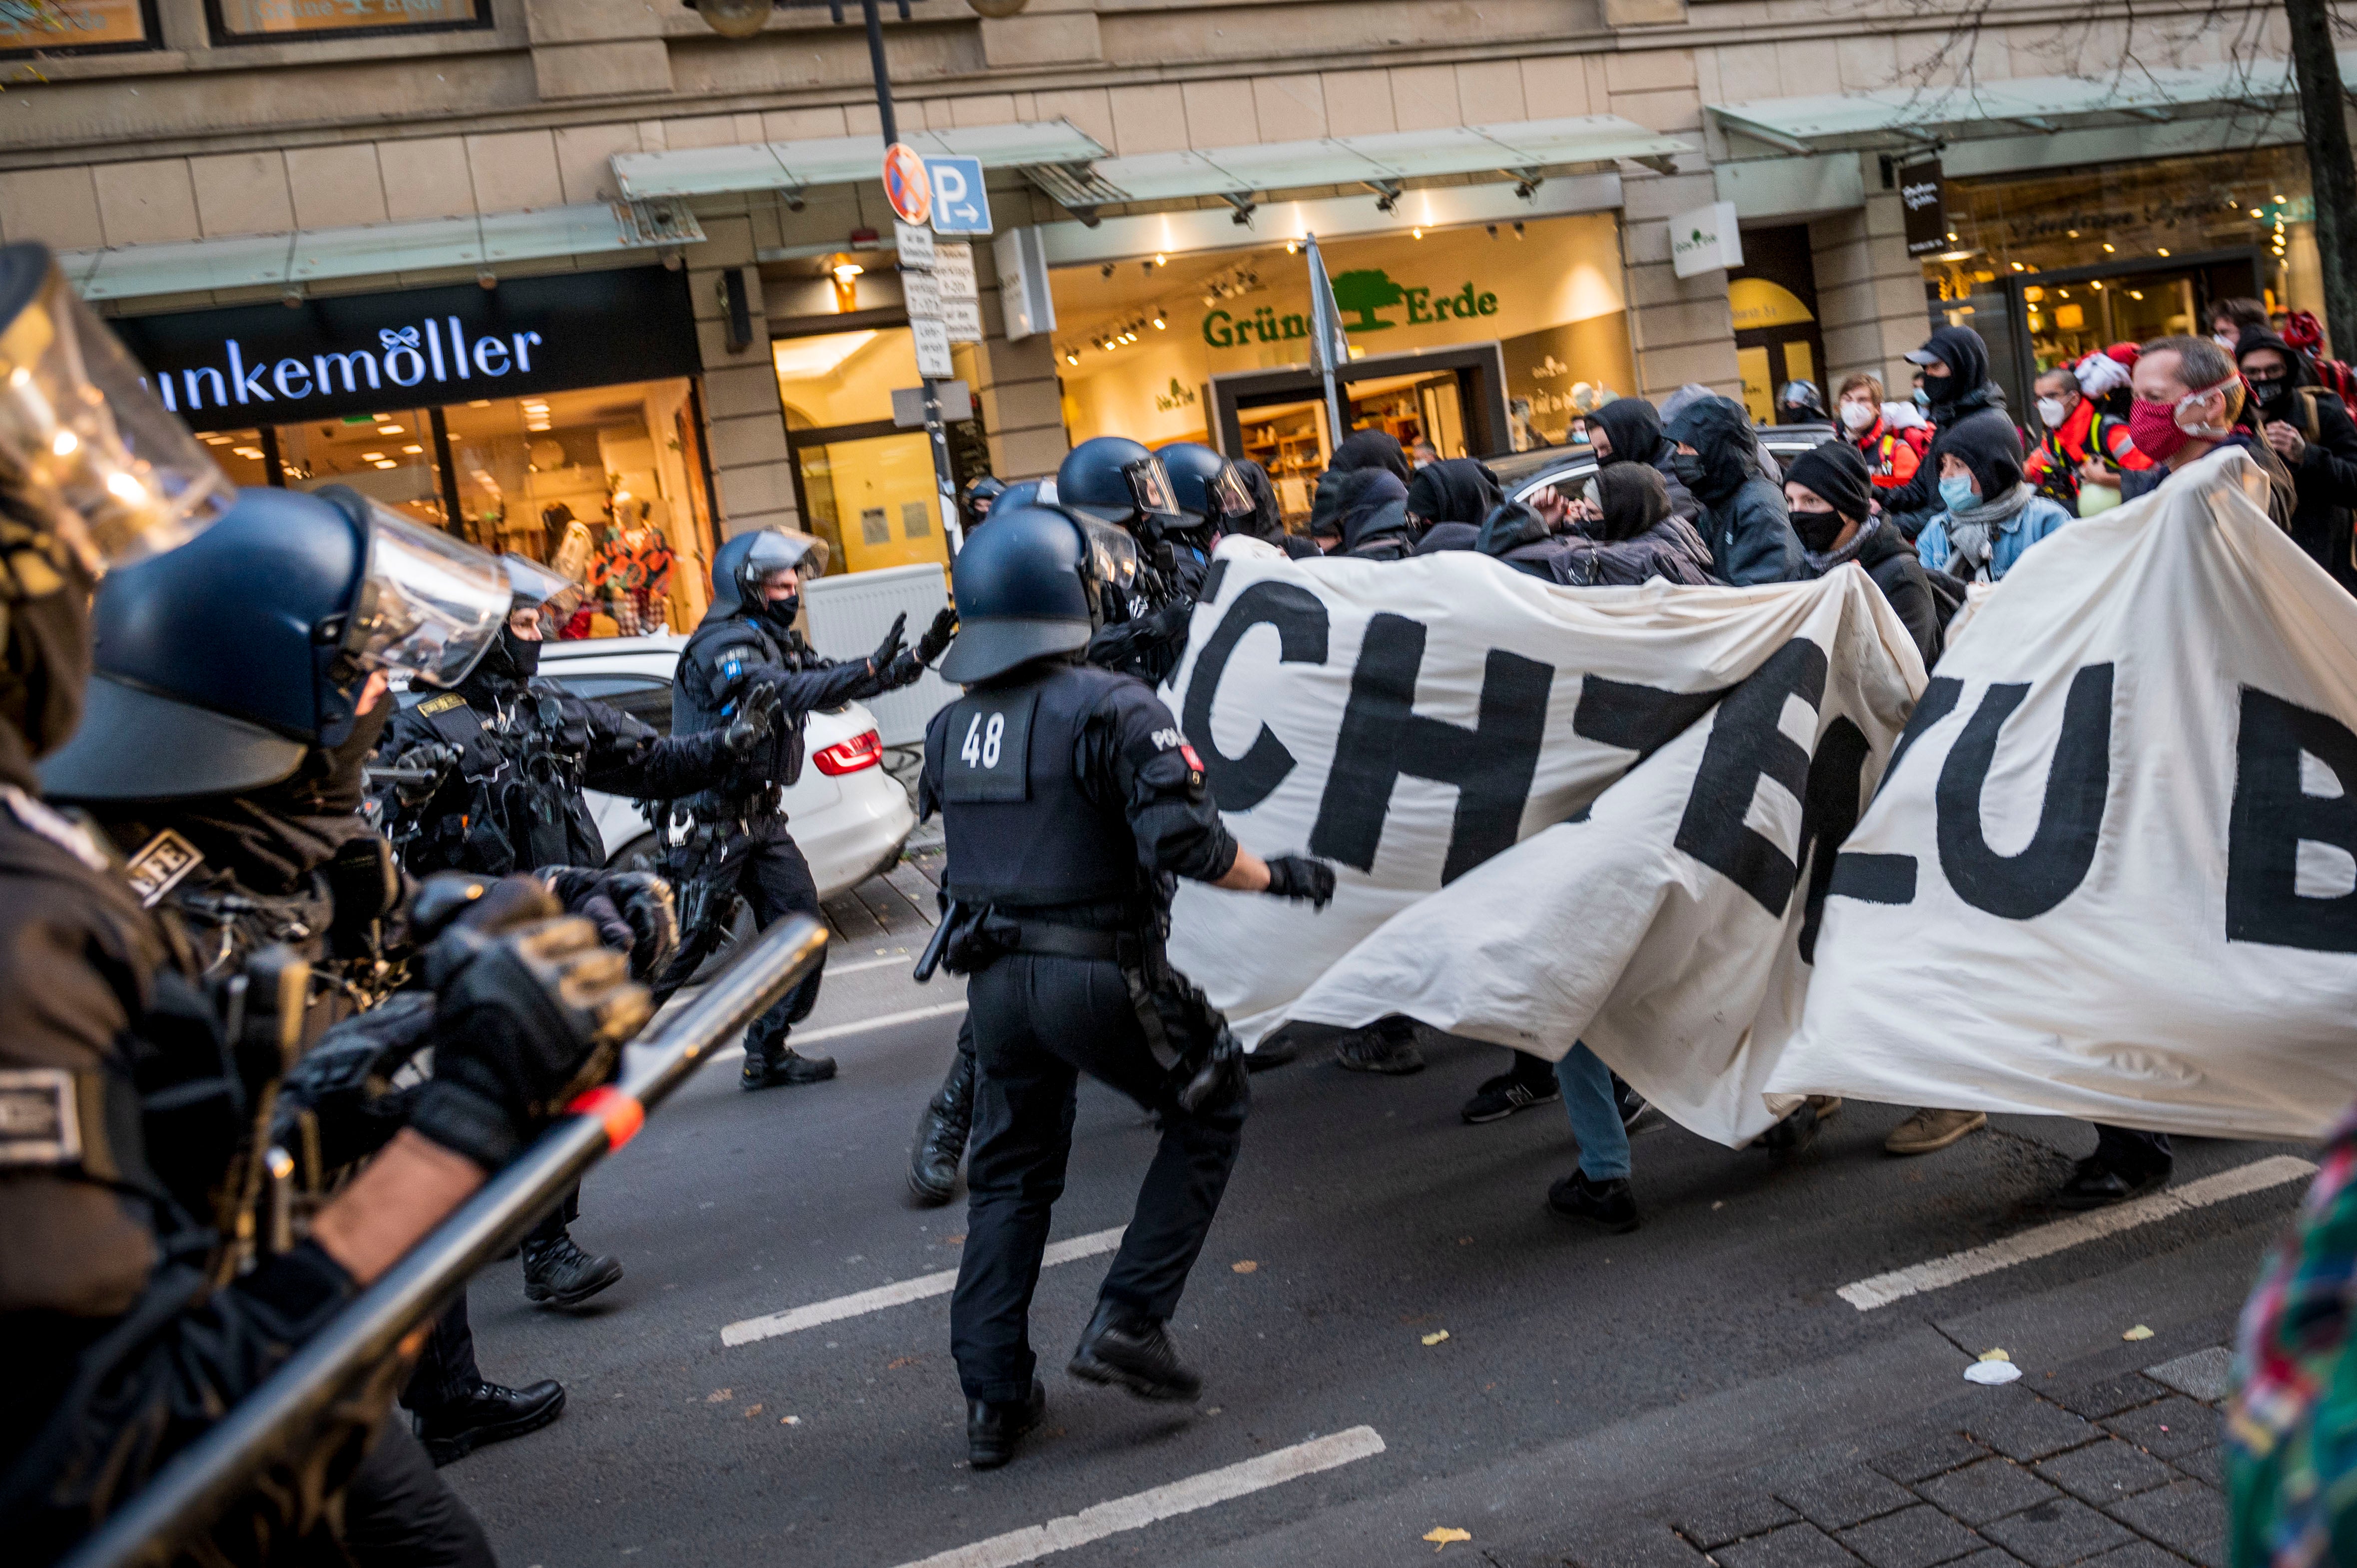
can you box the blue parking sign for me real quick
[924,156,992,236]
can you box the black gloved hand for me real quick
[867,612,909,676]
[722,682,781,758]
[390,743,461,805]
[1261,853,1337,910]
[408,890,653,1171]
[916,603,958,665]
[605,870,679,980]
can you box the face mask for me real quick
[2036,397,2068,429]
[478,624,540,683]
[2214,332,2237,351]
[1669,453,1708,488]
[1790,505,1847,554]
[2126,376,2239,461]
[759,592,800,630]
[1912,389,1931,409]
[2246,374,2289,412]
[1938,473,1980,513]
[1840,401,1877,432]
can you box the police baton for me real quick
[62,913,830,1568]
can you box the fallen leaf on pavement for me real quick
[1421,1330,1450,1346]
[706,1389,732,1403]
[1232,1260,1258,1273]
[744,1405,762,1417]
[1978,1348,2011,1362]
[1424,1527,1471,1550]
[887,1355,924,1370]
[780,1415,801,1425]
[2122,1325,2154,1341]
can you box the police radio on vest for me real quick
[144,318,547,414]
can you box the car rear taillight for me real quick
[811,728,883,775]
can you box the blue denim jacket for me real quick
[1916,495,2074,581]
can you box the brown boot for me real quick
[1884,1107,1986,1155]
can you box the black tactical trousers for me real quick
[2093,1124,2173,1175]
[950,954,1247,1405]
[400,1295,480,1417]
[340,1416,496,1567]
[719,821,827,1056]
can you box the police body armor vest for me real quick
[408,684,600,872]
[677,614,807,795]
[939,664,1142,911]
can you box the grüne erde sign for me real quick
[106,267,700,432]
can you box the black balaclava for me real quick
[0,496,94,794]
[1918,326,1993,414]
[1230,458,1285,542]
[755,587,800,638]
[1662,395,1759,503]
[1588,463,1672,543]
[1588,397,1668,469]
[1406,458,1502,525]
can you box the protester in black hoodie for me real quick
[1586,396,1701,522]
[1407,457,1502,535]
[1310,466,1414,559]
[1541,465,1717,586]
[1228,456,1322,559]
[1879,325,2020,539]
[2237,327,2357,592]
[1475,499,1576,581]
[1663,395,1803,585]
[1330,427,1414,483]
[1784,441,1940,666]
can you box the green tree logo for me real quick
[1331,268,1405,331]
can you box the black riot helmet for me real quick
[1155,441,1253,531]
[38,485,509,801]
[709,526,828,634]
[1056,436,1182,538]
[962,473,1007,531]
[940,504,1107,685]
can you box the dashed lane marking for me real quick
[710,1000,969,1062]
[1839,1154,2316,1311]
[887,1426,1387,1568]
[721,1226,1124,1347]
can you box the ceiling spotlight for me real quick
[2157,247,2170,256]
[476,270,497,290]
[280,287,303,309]
[1065,351,1079,365]
[1154,253,1167,265]
[372,459,398,469]
[1152,314,1165,329]
[1101,263,1116,278]
[1285,241,1298,254]
[361,451,385,461]
[1411,227,1423,240]
[403,444,424,454]
[1512,222,1525,239]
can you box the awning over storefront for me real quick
[1031,116,1694,211]
[610,120,1108,200]
[1708,54,2357,156]
[62,200,704,304]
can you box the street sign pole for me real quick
[865,0,962,555]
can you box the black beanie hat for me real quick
[1784,440,1875,523]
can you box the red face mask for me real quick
[2127,377,2238,463]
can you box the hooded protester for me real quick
[1225,456,1321,559]
[1783,441,1940,665]
[1309,465,1413,560]
[1553,464,1717,586]
[1406,457,1502,533]
[1586,396,1702,521]
[1475,499,1576,582]
[1876,326,2020,535]
[1662,394,1804,586]
[2236,326,2357,592]
[1329,427,1414,484]
[1412,521,1480,554]
[1661,383,1783,481]
[1913,416,2074,583]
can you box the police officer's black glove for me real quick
[1261,853,1337,910]
[606,870,679,980]
[915,603,958,665]
[388,742,460,805]
[274,990,438,1174]
[722,682,781,758]
[408,880,653,1171]
[867,612,909,677]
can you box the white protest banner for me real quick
[1774,447,2357,1141]
[1162,543,1922,1143]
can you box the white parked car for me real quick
[1485,421,1838,508]
[533,632,917,900]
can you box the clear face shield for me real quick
[0,244,233,576]
[499,551,585,624]
[1123,454,1180,520]
[1208,463,1257,524]
[345,501,510,688]
[744,527,830,587]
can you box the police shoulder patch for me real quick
[123,828,203,909]
[417,692,467,716]
[0,1067,82,1167]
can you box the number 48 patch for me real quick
[942,688,1037,803]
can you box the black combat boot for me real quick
[967,1380,1046,1470]
[909,1048,976,1205]
[2053,1153,2172,1209]
[414,1378,567,1466]
[1068,1301,1202,1401]
[520,1230,623,1308]
[741,1042,837,1090]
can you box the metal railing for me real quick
[62,913,829,1568]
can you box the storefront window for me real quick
[206,0,490,44]
[774,327,957,576]
[0,0,158,56]
[1050,212,1635,467]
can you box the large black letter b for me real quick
[2228,686,2357,953]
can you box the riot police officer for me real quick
[373,550,773,1312]
[666,527,954,1088]
[918,503,1335,1470]
[2,239,645,1562]
[963,472,1007,533]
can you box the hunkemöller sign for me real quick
[107,267,699,431]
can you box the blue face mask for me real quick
[1938,473,1980,513]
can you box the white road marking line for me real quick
[828,951,919,977]
[721,1226,1124,1347]
[890,1426,1387,1568]
[1840,1154,2317,1311]
[711,999,969,1062]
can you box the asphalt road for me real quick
[440,897,2306,1568]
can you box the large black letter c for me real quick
[1180,580,1331,811]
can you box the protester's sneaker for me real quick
[414,1379,566,1467]
[1244,1031,1301,1073]
[1757,1095,1843,1152]
[1068,1302,1203,1401]
[742,1044,838,1090]
[967,1380,1046,1471]
[1884,1108,1987,1156]
[1616,1079,1665,1134]
[1461,1071,1561,1124]
[1547,1171,1640,1232]
[2052,1155,2171,1210]
[520,1232,623,1308]
[1335,1018,1424,1075]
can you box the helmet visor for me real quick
[1209,463,1256,522]
[349,503,509,688]
[745,527,830,584]
[1076,513,1141,595]
[0,247,233,572]
[1123,455,1179,519]
[500,551,585,622]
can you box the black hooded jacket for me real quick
[1311,467,1413,559]
[1589,397,1701,522]
[1228,457,1322,559]
[1879,326,2020,533]
[1662,396,1803,586]
[1475,501,1579,582]
[2240,327,2357,590]
[1406,459,1501,526]
[1562,464,1718,586]
[1330,428,1413,484]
